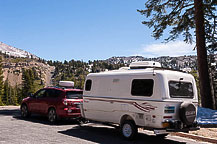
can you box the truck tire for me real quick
[48,108,57,124]
[179,102,196,126]
[21,104,31,118]
[120,120,138,140]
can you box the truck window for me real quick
[85,79,92,91]
[169,81,193,98]
[131,79,154,96]
[66,91,83,99]
[47,89,63,98]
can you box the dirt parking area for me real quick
[190,127,217,139]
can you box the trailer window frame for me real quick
[131,79,154,97]
[169,81,194,98]
[85,79,92,91]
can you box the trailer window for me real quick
[85,80,92,91]
[169,81,193,98]
[131,79,154,96]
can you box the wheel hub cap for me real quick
[123,124,132,137]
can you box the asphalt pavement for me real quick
[0,106,210,144]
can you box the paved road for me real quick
[0,106,209,144]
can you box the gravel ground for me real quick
[189,128,217,139]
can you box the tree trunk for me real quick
[194,0,214,109]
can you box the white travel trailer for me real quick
[81,61,199,139]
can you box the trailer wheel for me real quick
[120,120,138,140]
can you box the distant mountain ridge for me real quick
[105,55,198,71]
[0,41,38,59]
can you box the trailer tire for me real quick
[120,120,138,140]
[179,102,196,126]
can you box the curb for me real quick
[0,106,20,109]
[171,132,217,144]
[199,124,217,128]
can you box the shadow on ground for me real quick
[0,108,80,126]
[58,124,186,144]
[0,109,20,116]
[0,108,189,143]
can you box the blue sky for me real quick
[0,0,196,62]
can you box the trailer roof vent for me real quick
[129,61,161,69]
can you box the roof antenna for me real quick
[152,62,156,76]
[153,68,156,76]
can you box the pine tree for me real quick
[0,57,4,105]
[17,85,23,104]
[22,69,35,101]
[138,0,217,109]
[3,79,10,105]
[11,86,18,105]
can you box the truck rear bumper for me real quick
[154,126,200,135]
[154,120,200,135]
[166,126,200,132]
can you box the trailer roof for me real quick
[87,67,191,77]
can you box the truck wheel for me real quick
[48,108,57,123]
[78,117,89,125]
[179,102,196,126]
[21,104,31,118]
[120,120,138,140]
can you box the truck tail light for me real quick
[63,99,80,107]
[63,99,73,106]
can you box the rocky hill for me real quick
[2,58,55,87]
[0,42,38,59]
[0,42,54,87]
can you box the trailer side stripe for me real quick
[85,97,157,113]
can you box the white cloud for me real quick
[138,41,196,58]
